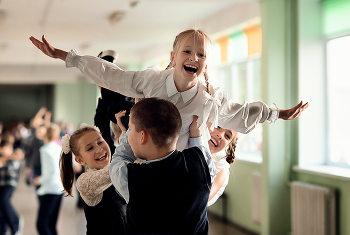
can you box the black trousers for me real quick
[0,185,19,235]
[36,194,63,235]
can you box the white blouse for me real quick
[76,166,112,207]
[207,158,230,206]
[66,49,278,151]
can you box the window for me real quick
[323,0,350,168]
[211,30,263,162]
[326,35,350,168]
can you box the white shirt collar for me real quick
[166,71,198,103]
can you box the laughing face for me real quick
[208,126,237,154]
[171,35,209,91]
[75,130,111,169]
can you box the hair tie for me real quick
[61,134,71,154]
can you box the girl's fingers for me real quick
[301,102,309,111]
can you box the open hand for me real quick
[29,35,68,61]
[115,110,127,120]
[279,101,309,120]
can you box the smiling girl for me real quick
[207,126,238,206]
[60,124,126,235]
[30,29,308,153]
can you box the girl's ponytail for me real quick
[225,136,238,164]
[60,151,75,197]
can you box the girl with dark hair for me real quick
[206,126,238,206]
[60,124,126,235]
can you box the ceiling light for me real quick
[130,0,139,8]
[108,11,125,25]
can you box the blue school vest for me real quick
[126,147,212,235]
[83,185,127,235]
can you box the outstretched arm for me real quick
[31,107,46,128]
[279,101,309,120]
[115,110,127,133]
[29,35,68,61]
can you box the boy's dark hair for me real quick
[130,98,182,148]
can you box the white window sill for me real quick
[293,165,350,181]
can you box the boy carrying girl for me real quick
[109,97,215,235]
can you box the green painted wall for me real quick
[209,0,350,235]
[0,85,53,126]
[54,82,98,131]
[209,161,262,233]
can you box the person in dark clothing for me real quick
[25,107,51,188]
[25,126,46,187]
[109,98,216,235]
[0,134,24,235]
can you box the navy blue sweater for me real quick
[126,147,212,235]
[82,185,127,235]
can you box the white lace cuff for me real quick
[267,103,279,124]
[65,49,79,68]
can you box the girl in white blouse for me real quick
[29,29,308,152]
[207,126,238,206]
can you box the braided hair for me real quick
[225,135,238,164]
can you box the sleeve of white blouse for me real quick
[76,166,112,207]
[65,49,161,98]
[212,87,279,134]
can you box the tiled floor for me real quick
[10,163,250,235]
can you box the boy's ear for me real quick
[75,156,85,166]
[140,130,147,145]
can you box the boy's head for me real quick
[45,123,61,142]
[128,98,181,157]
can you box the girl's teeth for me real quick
[186,65,197,69]
[97,154,106,160]
[210,139,217,147]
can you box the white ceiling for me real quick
[0,0,259,83]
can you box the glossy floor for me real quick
[11,165,251,235]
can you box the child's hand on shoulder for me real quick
[189,115,201,138]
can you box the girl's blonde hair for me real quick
[225,135,238,164]
[60,125,100,197]
[165,29,213,95]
